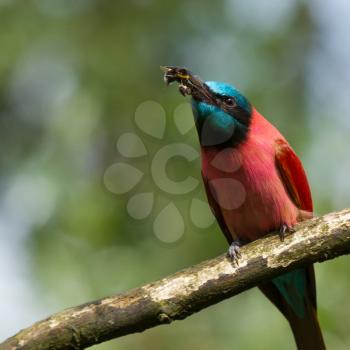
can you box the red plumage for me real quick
[275,138,313,213]
[201,108,325,350]
[201,108,312,241]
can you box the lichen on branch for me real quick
[2,209,350,350]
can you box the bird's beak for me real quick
[161,66,213,102]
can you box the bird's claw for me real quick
[227,240,242,265]
[279,224,295,241]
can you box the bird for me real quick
[162,66,326,350]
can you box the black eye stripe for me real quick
[214,93,227,99]
[224,98,235,106]
[213,93,235,104]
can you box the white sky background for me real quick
[1,0,350,340]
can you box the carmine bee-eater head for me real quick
[162,66,252,147]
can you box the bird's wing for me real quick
[274,138,316,308]
[274,138,313,213]
[202,172,233,244]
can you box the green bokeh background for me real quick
[1,1,350,349]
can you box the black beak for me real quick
[161,66,214,102]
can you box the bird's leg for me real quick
[227,240,243,265]
[279,224,295,241]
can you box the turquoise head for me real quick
[191,81,252,147]
[162,67,252,148]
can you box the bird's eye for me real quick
[225,98,235,107]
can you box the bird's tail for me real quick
[287,301,325,350]
[259,265,326,350]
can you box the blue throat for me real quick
[191,81,252,148]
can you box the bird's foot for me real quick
[279,224,295,241]
[227,240,243,265]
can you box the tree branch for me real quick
[2,209,350,350]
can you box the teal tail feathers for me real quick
[259,265,326,350]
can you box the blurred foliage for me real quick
[1,1,350,349]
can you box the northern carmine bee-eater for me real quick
[162,66,325,350]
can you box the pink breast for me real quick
[201,136,299,242]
